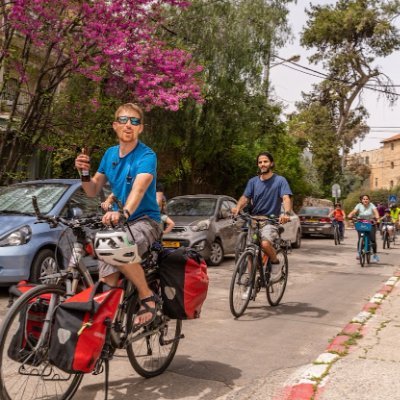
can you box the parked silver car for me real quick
[162,195,241,266]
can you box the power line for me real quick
[274,57,400,97]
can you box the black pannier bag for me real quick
[159,247,209,319]
[48,282,122,373]
[7,281,50,365]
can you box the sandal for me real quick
[133,294,160,330]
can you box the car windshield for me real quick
[299,207,330,216]
[167,198,217,217]
[0,183,70,215]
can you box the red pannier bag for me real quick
[48,282,122,373]
[159,247,209,319]
[7,281,51,364]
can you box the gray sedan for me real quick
[162,195,241,266]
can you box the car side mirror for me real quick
[220,210,230,219]
[70,207,83,218]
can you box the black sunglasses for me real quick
[116,116,141,126]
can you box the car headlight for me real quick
[0,226,32,246]
[190,220,210,232]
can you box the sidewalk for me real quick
[274,268,400,400]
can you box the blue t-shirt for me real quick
[243,174,292,216]
[98,142,160,223]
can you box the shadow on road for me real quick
[237,301,329,322]
[75,355,242,400]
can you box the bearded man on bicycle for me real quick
[75,103,162,329]
[232,151,293,268]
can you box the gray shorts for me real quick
[260,224,279,243]
[98,217,162,278]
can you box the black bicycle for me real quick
[381,221,394,249]
[0,198,183,400]
[229,214,289,318]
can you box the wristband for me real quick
[283,211,291,216]
[123,209,131,219]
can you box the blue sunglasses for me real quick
[116,116,141,126]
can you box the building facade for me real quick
[349,134,400,190]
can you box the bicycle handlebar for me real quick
[233,212,282,225]
[32,196,104,230]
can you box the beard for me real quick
[258,167,271,175]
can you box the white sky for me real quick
[269,0,400,154]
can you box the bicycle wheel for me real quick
[229,249,256,318]
[126,283,182,378]
[383,231,389,249]
[266,249,288,306]
[0,285,83,400]
[333,226,339,245]
[359,237,366,267]
[235,232,247,262]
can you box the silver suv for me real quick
[162,194,241,266]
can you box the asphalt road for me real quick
[0,229,398,400]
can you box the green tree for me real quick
[145,0,306,197]
[301,0,400,168]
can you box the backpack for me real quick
[7,281,51,365]
[48,282,122,374]
[159,247,209,319]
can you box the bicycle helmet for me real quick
[94,229,141,266]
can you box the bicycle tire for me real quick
[333,226,339,245]
[359,237,365,267]
[386,232,391,249]
[266,249,288,306]
[126,282,182,378]
[235,232,247,262]
[229,249,256,318]
[383,231,388,249]
[0,285,83,400]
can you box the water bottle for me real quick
[80,146,90,182]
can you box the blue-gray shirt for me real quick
[243,174,292,216]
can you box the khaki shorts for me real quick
[98,217,162,278]
[260,224,279,243]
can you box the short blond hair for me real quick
[115,103,144,123]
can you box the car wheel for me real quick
[208,241,224,266]
[30,248,59,283]
[292,229,302,249]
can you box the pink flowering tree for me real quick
[0,0,202,183]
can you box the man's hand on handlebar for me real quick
[279,214,290,224]
[102,211,124,225]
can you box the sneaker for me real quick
[372,254,380,262]
[241,286,251,300]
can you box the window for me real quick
[365,156,369,165]
[390,180,394,188]
[375,178,378,188]
[391,162,395,169]
[391,143,394,150]
[61,188,103,218]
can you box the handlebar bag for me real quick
[7,281,52,365]
[159,247,209,319]
[48,282,122,373]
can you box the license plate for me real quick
[162,241,180,248]
[308,228,315,231]
[308,219,318,223]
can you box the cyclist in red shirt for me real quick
[329,203,346,240]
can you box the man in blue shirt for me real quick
[232,151,293,268]
[75,103,161,328]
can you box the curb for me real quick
[274,271,400,400]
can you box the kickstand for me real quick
[103,359,109,400]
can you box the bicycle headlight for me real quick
[190,220,210,232]
[0,225,32,246]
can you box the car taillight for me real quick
[319,218,331,223]
[300,216,305,221]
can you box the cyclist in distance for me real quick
[329,203,346,240]
[231,151,292,268]
[75,102,162,328]
[390,203,400,231]
[380,208,395,240]
[348,194,380,262]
